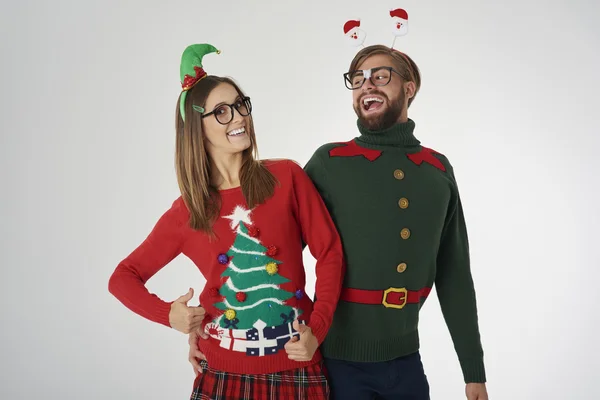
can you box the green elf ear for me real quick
[178,43,220,121]
[192,105,205,113]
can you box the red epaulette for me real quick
[406,146,446,172]
[328,139,382,162]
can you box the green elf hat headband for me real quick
[179,43,221,121]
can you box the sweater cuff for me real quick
[460,357,487,383]
[307,316,327,345]
[156,301,174,328]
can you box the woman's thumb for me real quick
[176,288,194,303]
[293,320,309,334]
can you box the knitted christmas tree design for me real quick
[214,206,301,330]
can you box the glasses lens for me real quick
[215,105,233,124]
[372,68,391,86]
[347,72,364,89]
[235,98,251,116]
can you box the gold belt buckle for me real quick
[382,287,408,309]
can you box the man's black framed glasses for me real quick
[343,67,401,90]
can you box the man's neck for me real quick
[396,113,409,124]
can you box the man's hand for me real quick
[284,320,318,361]
[466,383,488,400]
[168,288,206,334]
[188,329,208,376]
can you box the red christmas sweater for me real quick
[108,159,345,374]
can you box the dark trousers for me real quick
[324,352,430,400]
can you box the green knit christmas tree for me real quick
[214,206,301,330]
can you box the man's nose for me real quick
[362,77,376,91]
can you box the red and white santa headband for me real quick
[343,8,409,50]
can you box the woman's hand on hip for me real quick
[188,329,208,376]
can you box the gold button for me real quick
[398,198,409,209]
[393,169,405,180]
[400,228,411,239]
[397,263,407,273]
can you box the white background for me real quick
[1,0,599,399]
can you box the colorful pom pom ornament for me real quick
[265,262,278,275]
[236,292,247,302]
[224,309,236,320]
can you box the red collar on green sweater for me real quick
[329,140,446,172]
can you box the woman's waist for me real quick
[197,318,322,374]
[202,316,310,353]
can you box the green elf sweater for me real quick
[304,118,486,383]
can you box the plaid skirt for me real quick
[190,359,330,400]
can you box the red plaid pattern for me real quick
[190,360,330,400]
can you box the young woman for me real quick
[108,43,344,399]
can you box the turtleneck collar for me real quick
[355,118,421,148]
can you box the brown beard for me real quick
[354,90,406,131]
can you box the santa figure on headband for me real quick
[390,8,409,36]
[343,19,367,47]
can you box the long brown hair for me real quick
[349,45,421,107]
[175,76,277,233]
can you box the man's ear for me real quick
[405,81,416,100]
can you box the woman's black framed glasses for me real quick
[202,96,252,125]
[343,67,401,90]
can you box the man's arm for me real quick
[435,166,487,384]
